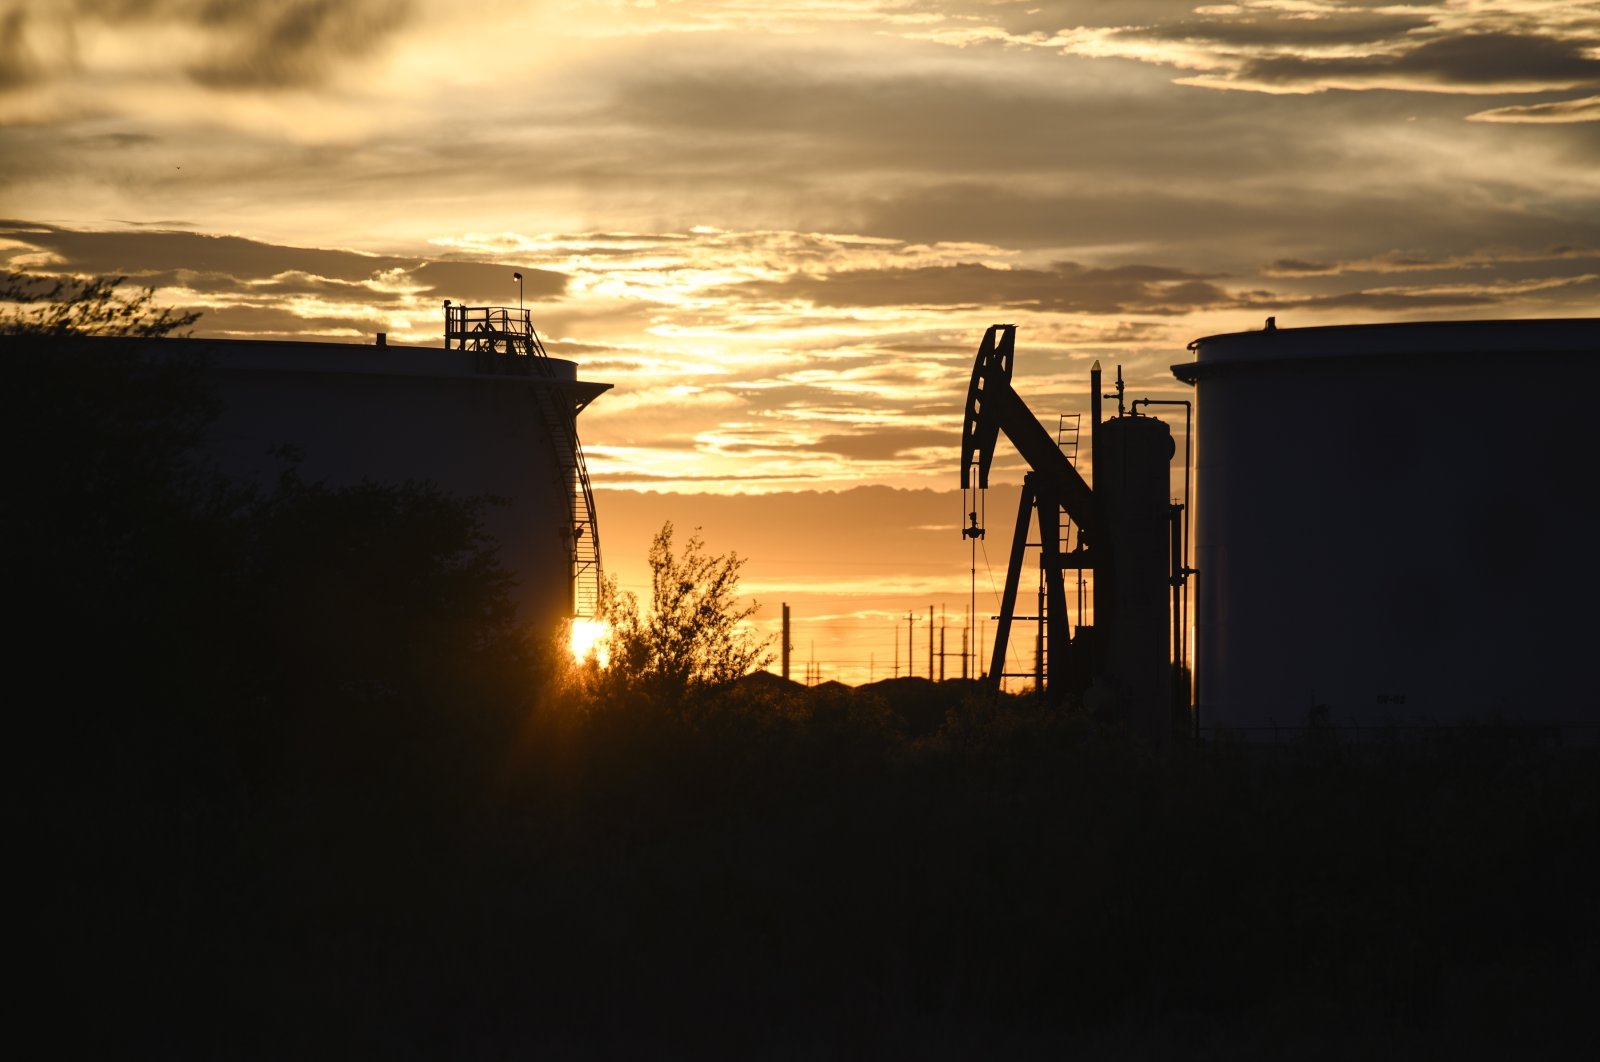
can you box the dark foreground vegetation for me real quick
[8,289,1597,1058]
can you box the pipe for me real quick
[1131,398,1192,590]
[1133,397,1195,738]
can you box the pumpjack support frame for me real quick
[961,324,1107,701]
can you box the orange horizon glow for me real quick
[9,1,1596,691]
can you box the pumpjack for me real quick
[961,324,1186,742]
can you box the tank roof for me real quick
[1173,317,1600,384]
[58,334,611,408]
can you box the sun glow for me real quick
[569,618,611,666]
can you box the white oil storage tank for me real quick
[178,320,608,640]
[1172,318,1600,743]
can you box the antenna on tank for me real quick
[1106,365,1127,418]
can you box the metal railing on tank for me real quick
[443,302,549,363]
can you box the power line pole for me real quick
[928,605,934,681]
[907,611,917,680]
[781,602,791,681]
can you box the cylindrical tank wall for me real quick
[201,341,604,639]
[1096,413,1175,743]
[1177,320,1600,738]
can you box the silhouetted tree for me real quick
[3,272,217,636]
[1,271,200,337]
[7,278,555,1052]
[592,522,770,708]
[237,466,535,746]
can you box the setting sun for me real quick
[568,617,610,666]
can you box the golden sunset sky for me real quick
[5,1,1598,683]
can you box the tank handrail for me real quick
[442,302,550,357]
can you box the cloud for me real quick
[1263,246,1600,277]
[1223,33,1600,95]
[1469,94,1600,124]
[722,261,1236,316]
[0,221,387,280]
[0,0,416,91]
[0,221,573,345]
[845,165,1600,260]
[0,222,566,302]
[185,0,415,89]
[1269,290,1496,312]
[0,7,38,89]
[982,2,1600,102]
[1266,257,1334,277]
[73,130,161,148]
[193,302,391,340]
[596,484,1001,581]
[407,260,564,302]
[7,8,1594,273]
[598,57,1329,188]
[701,246,1593,322]
[1124,10,1437,50]
[1245,271,1600,314]
[810,428,957,461]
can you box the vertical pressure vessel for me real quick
[1096,413,1175,743]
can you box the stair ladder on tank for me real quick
[531,373,603,619]
[446,303,603,619]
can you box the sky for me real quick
[4,1,1599,684]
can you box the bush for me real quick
[585,521,771,713]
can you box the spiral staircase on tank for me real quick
[444,302,602,618]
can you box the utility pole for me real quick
[928,605,934,681]
[907,611,918,680]
[782,602,791,681]
[965,602,971,680]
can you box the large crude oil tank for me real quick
[192,333,608,637]
[1172,318,1600,741]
